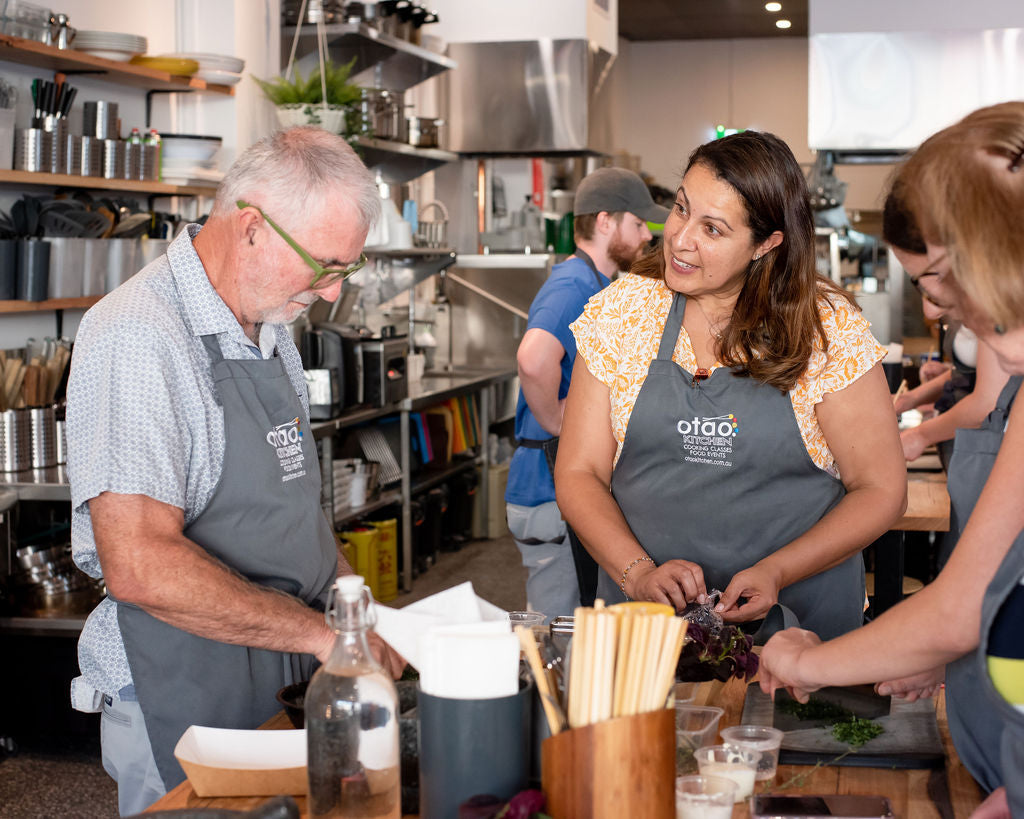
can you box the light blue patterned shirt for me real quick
[68,224,309,711]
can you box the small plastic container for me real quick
[720,724,784,781]
[694,744,759,802]
[674,681,699,704]
[508,610,546,630]
[674,704,724,774]
[675,774,737,819]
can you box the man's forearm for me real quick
[120,534,334,659]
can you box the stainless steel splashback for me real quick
[446,39,615,156]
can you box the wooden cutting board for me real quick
[741,683,945,769]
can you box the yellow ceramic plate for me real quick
[609,600,675,616]
[130,56,200,75]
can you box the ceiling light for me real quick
[765,2,782,11]
[776,19,792,29]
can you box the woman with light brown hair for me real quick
[759,101,1024,817]
[554,130,906,641]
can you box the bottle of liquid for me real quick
[519,194,545,253]
[306,575,400,819]
[144,128,162,181]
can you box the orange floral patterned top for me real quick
[570,275,886,474]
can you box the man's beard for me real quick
[607,230,646,273]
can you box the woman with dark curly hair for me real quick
[555,130,906,640]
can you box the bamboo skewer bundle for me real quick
[562,601,688,730]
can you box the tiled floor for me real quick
[0,533,526,818]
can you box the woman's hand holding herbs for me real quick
[716,562,782,622]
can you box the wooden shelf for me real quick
[0,169,218,196]
[0,33,235,95]
[0,296,100,313]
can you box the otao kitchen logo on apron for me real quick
[676,413,738,468]
[265,417,307,482]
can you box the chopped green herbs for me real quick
[778,696,885,749]
[831,716,884,748]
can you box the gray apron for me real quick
[116,333,339,789]
[944,374,1023,794]
[598,292,863,641]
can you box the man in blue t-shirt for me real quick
[505,167,668,622]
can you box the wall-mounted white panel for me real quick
[809,29,1024,150]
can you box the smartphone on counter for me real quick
[751,795,894,819]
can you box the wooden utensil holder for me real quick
[541,707,675,819]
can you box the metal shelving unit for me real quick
[353,136,458,184]
[281,22,456,92]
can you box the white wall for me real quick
[611,37,890,211]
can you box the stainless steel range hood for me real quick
[445,39,615,157]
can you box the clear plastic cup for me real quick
[674,681,699,703]
[675,774,737,819]
[693,744,758,802]
[674,704,724,774]
[720,725,784,781]
[507,610,546,630]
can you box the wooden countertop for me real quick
[895,472,950,532]
[148,677,982,817]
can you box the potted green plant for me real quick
[253,56,361,134]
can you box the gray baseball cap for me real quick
[574,167,669,223]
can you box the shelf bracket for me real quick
[145,89,194,130]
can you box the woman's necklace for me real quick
[694,299,730,341]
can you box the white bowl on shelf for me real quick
[160,133,223,163]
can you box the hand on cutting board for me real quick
[758,627,823,703]
[716,564,780,623]
[626,559,707,612]
[971,787,1009,819]
[875,665,945,701]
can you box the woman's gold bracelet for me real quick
[620,555,654,597]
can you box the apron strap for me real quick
[992,375,1023,428]
[656,292,687,361]
[572,248,607,290]
[200,333,226,365]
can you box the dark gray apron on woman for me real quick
[116,333,339,788]
[978,491,1024,814]
[943,374,1023,794]
[597,292,864,641]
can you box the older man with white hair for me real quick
[66,127,401,815]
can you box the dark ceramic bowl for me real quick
[276,680,308,729]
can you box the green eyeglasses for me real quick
[237,200,367,289]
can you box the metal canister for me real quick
[14,128,50,172]
[0,409,31,473]
[79,136,102,177]
[83,101,118,140]
[55,418,66,464]
[101,139,124,180]
[65,134,82,176]
[123,141,142,180]
[28,406,56,469]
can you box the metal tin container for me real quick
[101,139,124,179]
[406,116,440,148]
[79,135,103,177]
[83,101,118,140]
[0,409,31,472]
[14,128,51,172]
[28,405,56,468]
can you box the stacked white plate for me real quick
[162,52,246,85]
[73,30,147,62]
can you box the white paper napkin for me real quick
[374,582,518,699]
